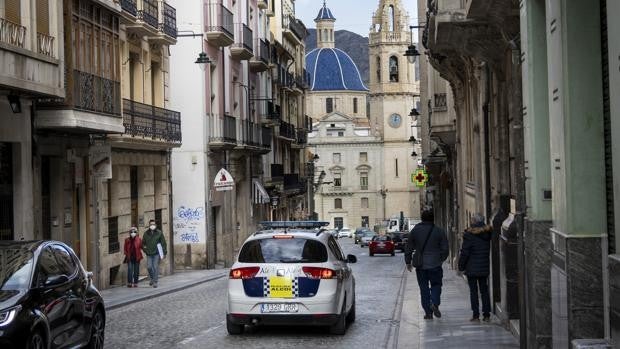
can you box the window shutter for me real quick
[37,0,50,35]
[5,0,21,24]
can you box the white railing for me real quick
[0,18,27,48]
[37,32,55,57]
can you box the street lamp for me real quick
[195,52,212,71]
[404,25,422,64]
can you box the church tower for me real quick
[315,1,336,49]
[368,0,420,219]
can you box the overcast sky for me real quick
[294,0,419,37]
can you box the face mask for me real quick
[130,232,137,238]
[149,225,156,230]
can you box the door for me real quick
[0,143,13,240]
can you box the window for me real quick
[37,0,50,35]
[326,98,333,113]
[360,152,367,163]
[35,247,61,287]
[130,166,138,226]
[388,5,395,32]
[376,56,381,81]
[360,173,368,190]
[361,197,369,208]
[108,216,119,254]
[327,237,346,261]
[333,153,341,164]
[389,56,399,82]
[5,0,21,24]
[334,217,344,230]
[395,159,399,177]
[361,216,369,228]
[238,238,328,263]
[334,177,342,187]
[338,131,344,137]
[335,198,342,209]
[353,98,358,113]
[52,245,77,276]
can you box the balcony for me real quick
[36,32,55,57]
[284,173,305,193]
[125,0,159,36]
[278,121,295,141]
[282,15,307,45]
[261,101,281,125]
[36,70,124,133]
[249,38,270,72]
[209,114,237,150]
[269,164,284,183]
[205,3,234,47]
[0,18,26,49]
[148,1,177,45]
[230,23,253,60]
[369,31,410,45]
[291,130,307,149]
[237,119,271,153]
[258,0,268,10]
[120,0,138,22]
[114,99,182,148]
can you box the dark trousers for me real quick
[415,266,443,315]
[467,275,491,317]
[127,260,140,284]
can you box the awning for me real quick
[252,179,270,204]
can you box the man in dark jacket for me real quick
[458,213,493,321]
[142,219,167,288]
[405,209,449,319]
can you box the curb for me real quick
[105,272,228,310]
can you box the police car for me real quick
[226,221,357,335]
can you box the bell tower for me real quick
[315,1,336,49]
[368,0,420,219]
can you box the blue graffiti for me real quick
[180,233,200,243]
[177,206,204,222]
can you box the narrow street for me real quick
[104,238,407,348]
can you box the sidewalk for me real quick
[100,269,228,310]
[397,266,519,349]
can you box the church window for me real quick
[335,198,342,209]
[353,98,358,113]
[326,98,333,113]
[389,56,399,82]
[376,56,381,81]
[388,5,395,32]
[395,158,399,177]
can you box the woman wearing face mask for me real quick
[123,227,143,287]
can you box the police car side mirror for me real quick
[347,254,357,263]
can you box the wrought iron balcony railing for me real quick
[261,126,272,148]
[159,1,177,38]
[264,101,281,121]
[283,15,307,42]
[279,121,295,139]
[209,113,237,144]
[122,99,181,143]
[271,163,284,179]
[37,32,55,57]
[121,0,138,16]
[284,173,305,191]
[206,2,234,37]
[296,130,307,145]
[258,39,269,64]
[233,23,253,51]
[73,70,121,115]
[0,18,26,48]
[138,0,159,29]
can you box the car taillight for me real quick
[302,267,335,279]
[229,266,260,279]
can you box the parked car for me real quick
[0,240,106,349]
[389,232,407,252]
[327,229,339,239]
[354,228,369,244]
[227,221,357,335]
[369,235,395,256]
[360,231,376,247]
[337,227,353,238]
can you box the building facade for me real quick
[170,0,310,268]
[418,0,620,346]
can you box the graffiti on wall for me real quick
[173,206,205,244]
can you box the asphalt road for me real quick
[104,237,407,349]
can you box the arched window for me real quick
[388,5,394,32]
[326,98,333,113]
[335,198,342,209]
[353,98,358,113]
[376,56,381,81]
[322,29,327,42]
[330,30,334,41]
[389,56,399,82]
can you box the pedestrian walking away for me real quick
[142,219,167,288]
[458,213,493,322]
[405,209,449,320]
[124,226,143,287]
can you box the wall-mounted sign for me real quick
[214,168,234,191]
[412,169,428,187]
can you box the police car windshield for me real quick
[238,238,328,263]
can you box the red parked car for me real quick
[369,235,395,256]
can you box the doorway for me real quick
[0,143,13,240]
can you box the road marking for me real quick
[179,321,225,345]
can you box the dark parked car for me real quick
[390,232,407,252]
[0,240,106,349]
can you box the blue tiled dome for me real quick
[305,48,368,91]
[315,5,336,21]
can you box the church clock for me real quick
[388,113,402,128]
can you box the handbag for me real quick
[411,224,434,268]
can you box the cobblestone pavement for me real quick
[104,238,406,349]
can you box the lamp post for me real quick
[379,187,388,221]
[404,25,422,64]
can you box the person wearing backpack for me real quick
[458,213,493,322]
[405,209,449,320]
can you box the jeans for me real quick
[146,254,160,284]
[127,260,140,284]
[467,275,491,317]
[415,266,443,315]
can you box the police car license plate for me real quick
[260,303,299,313]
